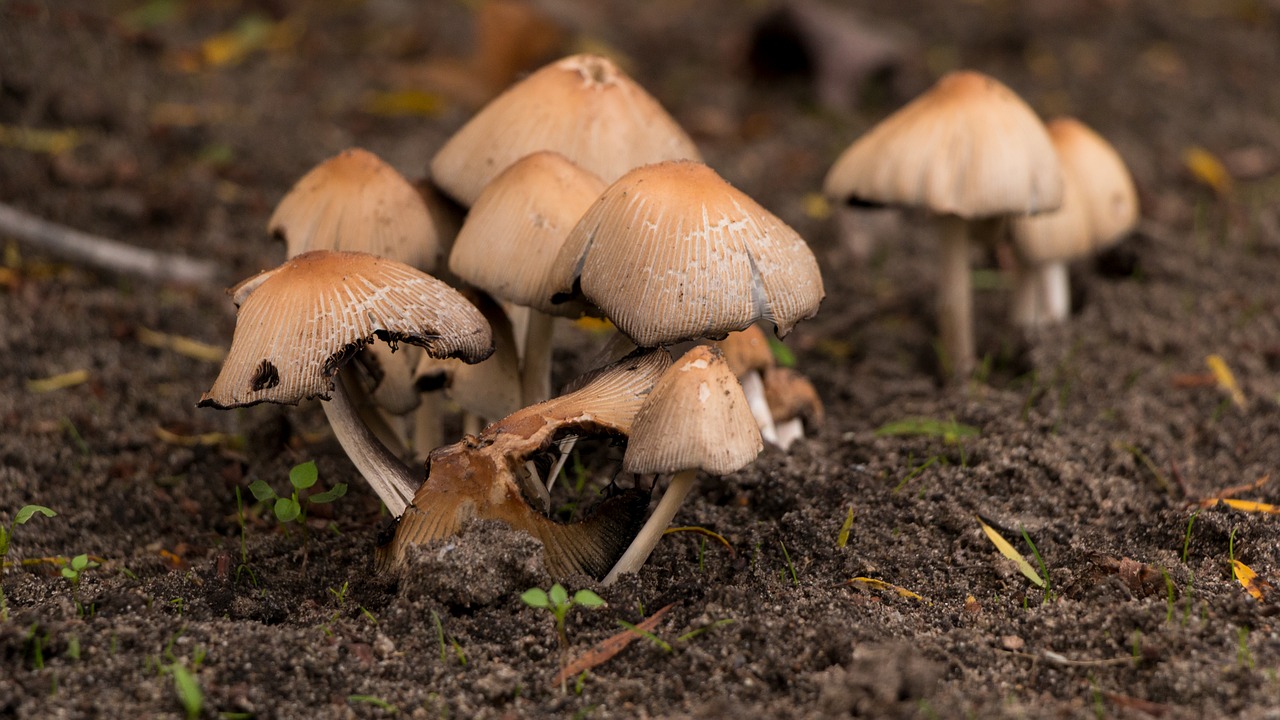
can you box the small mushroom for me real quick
[381,348,674,578]
[762,365,825,451]
[430,53,702,206]
[824,70,1063,379]
[198,250,494,516]
[714,324,779,446]
[602,345,762,584]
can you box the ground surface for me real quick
[3,0,1280,718]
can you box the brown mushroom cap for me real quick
[624,345,763,476]
[1045,117,1139,250]
[430,53,702,206]
[1009,161,1091,265]
[823,70,1063,218]
[448,151,606,314]
[762,366,825,428]
[199,251,492,409]
[553,160,825,347]
[714,324,776,377]
[268,148,443,271]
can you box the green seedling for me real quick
[616,620,672,653]
[1,505,56,562]
[1182,511,1198,563]
[61,554,99,616]
[780,541,798,587]
[1020,529,1054,604]
[875,417,979,444]
[233,487,259,588]
[349,695,398,713]
[521,584,605,650]
[167,662,203,720]
[431,610,467,666]
[249,461,347,526]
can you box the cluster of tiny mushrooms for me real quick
[199,56,1136,585]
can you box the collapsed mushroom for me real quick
[379,348,674,578]
[198,250,493,516]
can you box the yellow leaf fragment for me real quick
[1232,560,1268,601]
[1205,354,1246,408]
[845,577,923,601]
[0,124,80,155]
[1183,146,1233,195]
[1220,498,1280,514]
[663,526,734,556]
[977,517,1045,588]
[155,427,242,449]
[363,90,445,118]
[836,505,855,548]
[26,370,89,393]
[200,15,276,68]
[802,192,831,220]
[136,327,226,362]
[573,317,614,334]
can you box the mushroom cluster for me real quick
[201,52,828,583]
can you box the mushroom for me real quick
[552,159,825,348]
[430,53,702,206]
[823,70,1063,379]
[714,324,779,446]
[380,347,674,577]
[1009,117,1138,326]
[448,151,607,405]
[602,345,762,584]
[762,365,825,451]
[198,250,494,516]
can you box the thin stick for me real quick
[0,202,219,285]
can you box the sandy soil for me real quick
[3,0,1280,718]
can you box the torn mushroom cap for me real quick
[715,324,775,377]
[430,53,702,206]
[414,290,522,422]
[269,148,443,272]
[448,151,606,315]
[198,250,493,409]
[553,160,825,347]
[624,345,762,476]
[762,366,825,428]
[1044,117,1138,251]
[823,70,1063,218]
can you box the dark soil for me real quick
[4,1,1280,718]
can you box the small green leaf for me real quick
[521,588,549,608]
[170,663,203,720]
[548,583,568,607]
[308,483,347,504]
[248,480,276,503]
[573,590,605,608]
[274,497,301,523]
[61,567,76,580]
[874,417,979,443]
[71,554,89,571]
[766,335,796,368]
[14,505,56,525]
[289,461,318,490]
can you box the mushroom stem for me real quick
[520,309,555,405]
[774,417,805,451]
[1010,259,1045,328]
[1039,262,1070,323]
[1011,260,1069,329]
[324,370,419,516]
[602,469,697,585]
[411,392,445,464]
[740,370,779,446]
[936,214,974,380]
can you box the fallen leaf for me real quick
[26,370,90,393]
[0,124,81,155]
[802,192,831,220]
[836,505,855,548]
[1183,146,1233,195]
[663,526,734,556]
[155,427,243,449]
[843,576,923,601]
[136,327,226,362]
[977,517,1045,588]
[1232,560,1270,601]
[1205,354,1246,408]
[553,603,674,687]
[363,90,445,118]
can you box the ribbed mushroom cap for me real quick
[553,160,825,347]
[624,346,762,476]
[199,251,493,409]
[1009,161,1091,265]
[1046,117,1138,250]
[414,291,522,421]
[269,149,443,271]
[715,324,775,377]
[448,151,606,314]
[823,70,1063,218]
[430,53,702,206]
[762,366,825,428]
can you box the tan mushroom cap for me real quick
[762,366,825,428]
[553,160,825,347]
[1009,162,1091,265]
[823,70,1063,218]
[624,345,763,476]
[199,251,493,409]
[430,53,702,206]
[415,292,522,422]
[269,148,443,271]
[448,151,606,314]
[1046,117,1139,250]
[714,324,775,377]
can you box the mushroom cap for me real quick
[430,53,702,206]
[1046,117,1138,249]
[269,148,443,271]
[823,70,1063,219]
[762,366,825,427]
[553,160,825,347]
[415,291,522,422]
[714,324,775,377]
[1009,159,1091,265]
[199,251,493,409]
[624,345,763,476]
[448,151,606,315]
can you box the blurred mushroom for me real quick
[430,53,702,206]
[762,365,824,451]
[1010,117,1138,327]
[714,324,779,445]
[602,345,762,584]
[198,250,494,516]
[382,348,673,578]
[824,70,1062,379]
[552,159,825,348]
